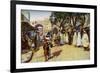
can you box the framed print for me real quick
[10,0,97,72]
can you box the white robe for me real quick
[77,32,82,46]
[72,32,77,46]
[60,33,65,44]
[65,32,69,43]
[82,33,89,47]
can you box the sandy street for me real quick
[29,44,90,62]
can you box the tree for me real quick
[50,12,90,31]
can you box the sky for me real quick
[21,10,52,21]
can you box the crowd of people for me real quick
[52,25,90,51]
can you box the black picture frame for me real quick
[10,0,97,73]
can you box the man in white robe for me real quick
[73,31,77,46]
[82,30,89,51]
[77,32,82,47]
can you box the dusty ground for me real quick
[28,44,90,63]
